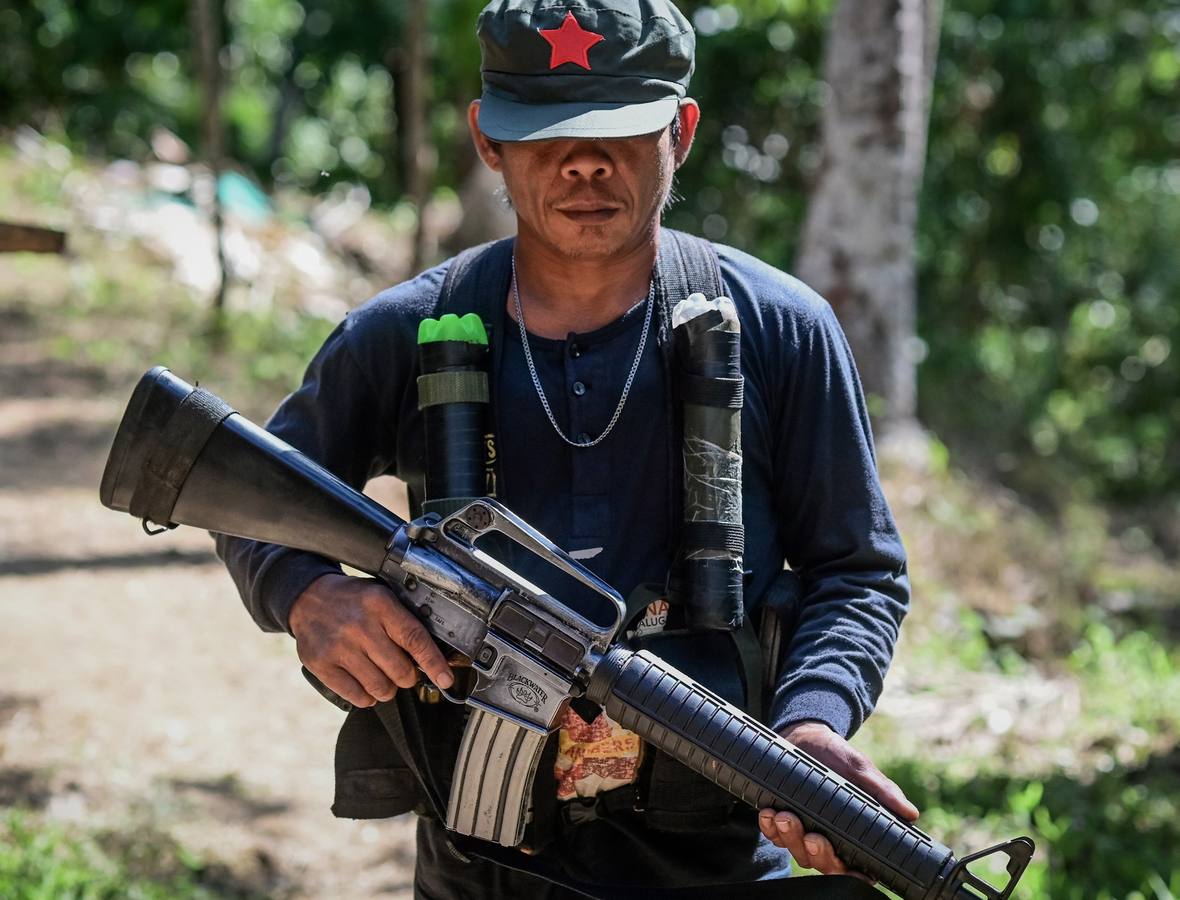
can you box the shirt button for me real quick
[569,343,582,358]
[572,381,587,396]
[577,432,592,444]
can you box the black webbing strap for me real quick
[128,387,234,529]
[681,520,745,555]
[416,370,489,408]
[681,372,744,408]
[438,237,512,316]
[463,829,882,899]
[657,229,725,308]
[373,695,450,825]
[733,615,764,721]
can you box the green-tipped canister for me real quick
[417,314,492,518]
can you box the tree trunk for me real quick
[191,0,228,328]
[796,0,942,432]
[401,0,435,273]
[449,162,517,252]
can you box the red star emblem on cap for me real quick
[538,10,605,71]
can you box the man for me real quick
[218,1,916,896]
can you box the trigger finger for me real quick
[384,603,453,689]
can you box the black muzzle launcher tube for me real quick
[99,368,1034,900]
[99,366,403,572]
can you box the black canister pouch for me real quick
[417,313,492,518]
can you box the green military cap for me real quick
[476,0,695,142]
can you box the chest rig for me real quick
[331,230,774,846]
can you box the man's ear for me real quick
[468,100,504,173]
[674,99,701,169]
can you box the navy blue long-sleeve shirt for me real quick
[216,239,909,743]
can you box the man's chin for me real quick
[545,221,645,260]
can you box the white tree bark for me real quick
[796,0,942,430]
[191,0,227,323]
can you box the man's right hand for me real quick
[288,573,454,708]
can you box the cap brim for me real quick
[478,93,679,142]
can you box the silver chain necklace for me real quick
[511,254,654,449]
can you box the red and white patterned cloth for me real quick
[554,598,668,800]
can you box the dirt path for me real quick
[0,312,417,898]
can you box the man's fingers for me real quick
[757,809,777,843]
[319,665,377,709]
[365,641,420,690]
[346,653,398,703]
[770,811,810,865]
[760,810,853,876]
[382,601,454,689]
[875,775,919,822]
[847,753,920,822]
[801,833,846,875]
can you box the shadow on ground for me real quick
[165,774,292,821]
[0,767,53,810]
[0,547,216,576]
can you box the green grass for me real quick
[0,812,268,900]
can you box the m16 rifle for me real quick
[99,367,1034,900]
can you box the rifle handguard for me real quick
[587,648,1034,900]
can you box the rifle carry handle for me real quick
[588,648,1034,900]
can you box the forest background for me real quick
[0,1,1178,899]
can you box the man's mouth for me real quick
[554,202,622,224]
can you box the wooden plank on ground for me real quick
[0,222,68,254]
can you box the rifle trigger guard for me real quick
[944,836,1035,900]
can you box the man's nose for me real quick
[560,143,614,181]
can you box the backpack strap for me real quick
[652,229,724,563]
[655,229,725,314]
[437,238,514,321]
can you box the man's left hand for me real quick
[757,720,920,878]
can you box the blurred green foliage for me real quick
[918,1,1180,507]
[2,0,1176,507]
[854,615,1180,900]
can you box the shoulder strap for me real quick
[650,229,725,563]
[437,237,514,320]
[655,229,724,311]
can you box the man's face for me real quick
[468,102,698,261]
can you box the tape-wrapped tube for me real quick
[670,294,744,631]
